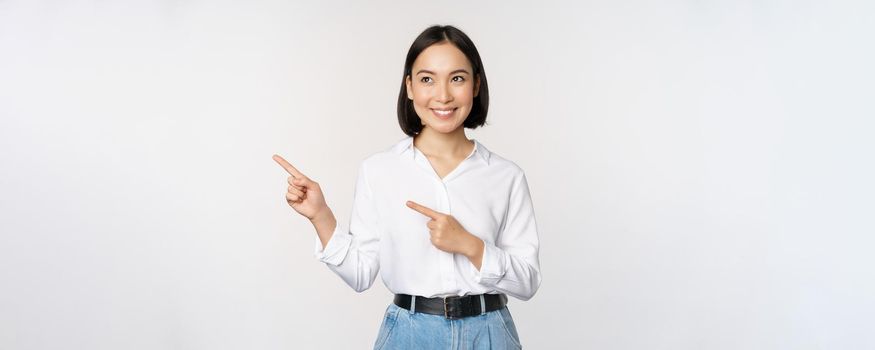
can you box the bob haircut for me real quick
[397,25,489,136]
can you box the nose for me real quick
[436,81,453,103]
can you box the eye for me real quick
[452,76,466,82]
[420,76,433,84]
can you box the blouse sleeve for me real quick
[313,161,381,293]
[472,171,542,301]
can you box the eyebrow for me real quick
[415,69,471,76]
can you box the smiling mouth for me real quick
[431,108,457,119]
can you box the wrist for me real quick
[310,208,337,249]
[464,234,485,258]
[463,233,485,271]
[310,207,335,227]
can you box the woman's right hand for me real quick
[272,154,331,222]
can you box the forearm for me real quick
[463,235,486,271]
[310,208,337,249]
[474,242,541,301]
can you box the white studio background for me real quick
[1,1,873,349]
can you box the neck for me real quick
[413,126,472,158]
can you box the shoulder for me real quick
[356,136,412,170]
[477,140,527,179]
[480,145,535,199]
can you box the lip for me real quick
[430,107,457,120]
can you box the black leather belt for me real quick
[393,293,508,320]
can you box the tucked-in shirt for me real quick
[314,136,542,301]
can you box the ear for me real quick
[473,75,481,97]
[405,75,414,100]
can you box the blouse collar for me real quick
[392,136,491,165]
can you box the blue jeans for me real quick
[373,302,523,349]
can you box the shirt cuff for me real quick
[313,223,352,266]
[473,241,507,285]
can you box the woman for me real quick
[273,25,541,349]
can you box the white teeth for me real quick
[433,108,454,116]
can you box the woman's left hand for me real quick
[406,200,484,261]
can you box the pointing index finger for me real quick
[272,154,306,179]
[406,200,442,219]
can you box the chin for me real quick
[426,121,464,134]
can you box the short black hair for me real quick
[397,25,489,136]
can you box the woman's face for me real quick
[406,42,480,135]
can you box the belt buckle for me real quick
[443,297,450,319]
[443,296,460,320]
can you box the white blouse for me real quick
[314,136,542,301]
